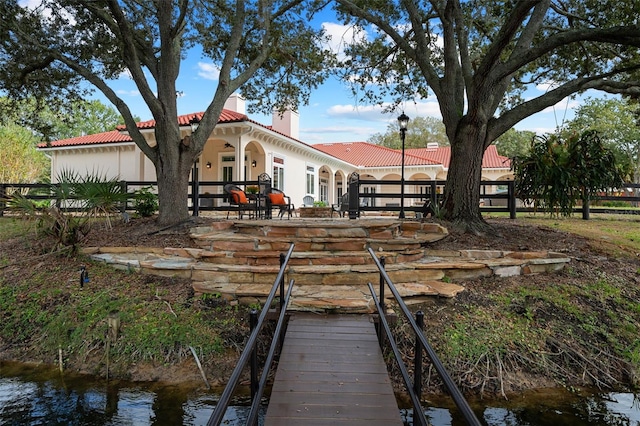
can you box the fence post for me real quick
[0,184,6,217]
[191,163,200,217]
[120,181,127,213]
[430,181,437,207]
[508,180,516,219]
[348,172,360,219]
[414,311,424,398]
[249,309,259,401]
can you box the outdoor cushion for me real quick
[230,189,248,204]
[269,192,286,205]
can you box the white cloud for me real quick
[301,125,381,143]
[327,103,389,121]
[327,100,442,122]
[116,89,140,97]
[322,22,367,60]
[197,62,220,81]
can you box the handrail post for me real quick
[379,256,386,314]
[278,252,286,352]
[279,253,285,312]
[377,256,386,347]
[249,309,258,402]
[414,311,424,398]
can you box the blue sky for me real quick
[87,8,590,145]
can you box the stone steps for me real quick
[86,242,571,313]
[189,220,449,254]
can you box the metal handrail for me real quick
[367,282,429,426]
[367,247,482,426]
[207,244,295,426]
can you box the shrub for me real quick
[513,131,624,216]
[133,186,158,217]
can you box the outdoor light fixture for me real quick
[206,162,212,169]
[397,112,410,219]
[251,160,257,168]
[224,142,233,149]
[189,116,200,133]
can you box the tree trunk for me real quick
[442,121,488,233]
[155,159,192,226]
[154,131,195,226]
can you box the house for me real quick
[37,94,512,209]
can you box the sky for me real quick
[83,5,593,145]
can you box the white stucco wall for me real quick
[48,144,138,182]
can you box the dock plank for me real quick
[264,313,402,425]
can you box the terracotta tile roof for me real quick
[405,145,511,168]
[118,109,248,130]
[313,142,441,167]
[39,109,511,171]
[37,130,132,148]
[40,110,249,148]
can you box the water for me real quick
[1,362,639,425]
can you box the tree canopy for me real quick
[368,115,448,148]
[493,128,536,159]
[1,0,334,225]
[563,97,640,183]
[334,0,640,232]
[0,97,126,141]
[0,124,49,183]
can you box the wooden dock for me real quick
[264,313,403,425]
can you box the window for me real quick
[273,156,285,190]
[306,165,315,195]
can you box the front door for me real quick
[221,155,235,205]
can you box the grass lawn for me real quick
[486,212,640,256]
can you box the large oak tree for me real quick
[1,0,333,226]
[334,0,640,232]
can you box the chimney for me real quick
[224,93,246,114]
[271,109,299,139]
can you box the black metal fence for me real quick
[2,179,639,219]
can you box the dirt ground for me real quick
[2,214,640,393]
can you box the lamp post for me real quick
[397,112,410,219]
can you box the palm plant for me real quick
[7,169,129,252]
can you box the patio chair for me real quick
[223,184,257,219]
[331,191,363,217]
[331,192,349,218]
[265,188,294,219]
[302,195,314,207]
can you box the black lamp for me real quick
[397,112,410,219]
